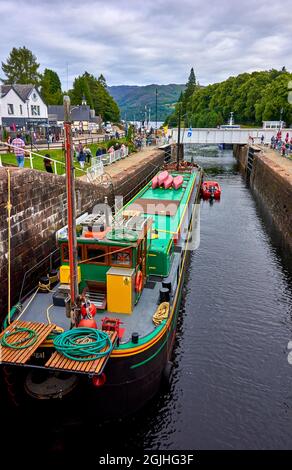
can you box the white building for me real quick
[0,84,48,131]
[262,120,286,129]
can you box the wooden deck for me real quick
[45,331,118,375]
[0,321,56,365]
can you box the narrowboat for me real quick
[0,104,202,418]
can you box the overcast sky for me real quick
[0,0,291,88]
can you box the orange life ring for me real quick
[135,270,143,293]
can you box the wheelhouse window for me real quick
[61,243,82,262]
[85,245,107,265]
[7,104,14,115]
[110,247,132,267]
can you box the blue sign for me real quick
[187,127,192,137]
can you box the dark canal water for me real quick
[3,146,292,456]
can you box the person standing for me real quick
[96,147,102,157]
[7,135,11,153]
[84,146,92,164]
[120,143,126,157]
[281,143,286,157]
[44,154,53,173]
[12,133,25,168]
[78,149,86,169]
[77,141,83,154]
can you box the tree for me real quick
[184,67,197,100]
[1,46,41,84]
[98,74,106,88]
[167,67,292,128]
[40,68,63,105]
[69,72,120,122]
[181,67,197,117]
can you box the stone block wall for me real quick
[251,154,292,251]
[234,145,292,252]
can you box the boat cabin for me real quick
[57,210,152,315]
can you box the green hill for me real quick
[108,84,185,122]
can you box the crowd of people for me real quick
[6,123,161,171]
[269,131,292,157]
[73,141,93,168]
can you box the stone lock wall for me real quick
[234,145,292,252]
[250,154,292,250]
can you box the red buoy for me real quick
[78,318,97,329]
[81,302,97,318]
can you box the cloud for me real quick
[0,0,291,88]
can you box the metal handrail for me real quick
[100,146,129,166]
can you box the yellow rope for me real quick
[46,304,54,324]
[38,281,54,292]
[6,170,12,324]
[48,273,58,284]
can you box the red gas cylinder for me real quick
[81,302,97,318]
[78,318,97,329]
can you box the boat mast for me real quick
[176,102,181,171]
[155,88,158,138]
[64,96,79,315]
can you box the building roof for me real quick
[1,84,35,101]
[48,105,91,122]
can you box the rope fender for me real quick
[152,302,170,326]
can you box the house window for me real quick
[85,245,107,265]
[7,104,14,115]
[31,105,40,116]
[19,104,23,115]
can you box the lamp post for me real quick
[176,102,182,171]
[279,107,283,129]
[26,99,32,149]
[155,88,158,138]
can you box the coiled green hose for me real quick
[53,328,113,361]
[0,326,38,349]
